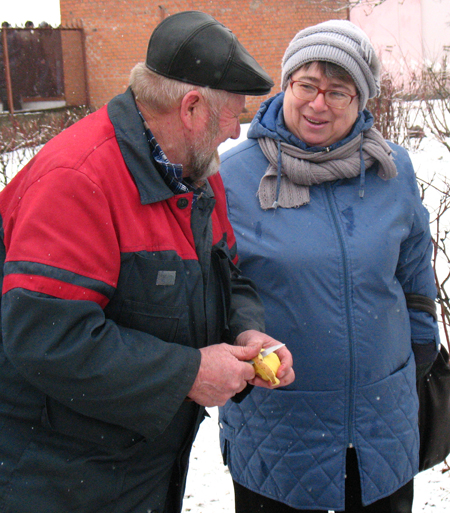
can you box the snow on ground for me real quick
[182,408,234,512]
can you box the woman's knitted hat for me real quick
[281,20,381,110]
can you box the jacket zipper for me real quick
[325,183,356,448]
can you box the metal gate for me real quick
[1,25,89,114]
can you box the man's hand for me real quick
[235,330,295,389]
[187,343,262,407]
[187,331,295,406]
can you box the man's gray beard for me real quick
[186,112,221,183]
[188,149,220,183]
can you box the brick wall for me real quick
[60,0,346,119]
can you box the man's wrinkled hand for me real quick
[187,343,262,407]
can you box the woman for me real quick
[219,20,440,513]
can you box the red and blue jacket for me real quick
[0,88,264,513]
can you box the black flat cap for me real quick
[145,11,274,96]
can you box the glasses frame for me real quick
[289,79,358,110]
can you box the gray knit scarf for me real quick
[257,127,397,209]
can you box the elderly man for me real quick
[0,11,294,513]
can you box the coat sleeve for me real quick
[393,146,440,370]
[1,167,200,441]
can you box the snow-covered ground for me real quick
[182,127,450,512]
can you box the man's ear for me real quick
[179,90,205,131]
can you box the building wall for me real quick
[60,0,346,118]
[350,0,450,87]
[421,0,450,63]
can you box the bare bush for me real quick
[367,66,450,348]
[416,61,450,347]
[0,107,90,187]
[418,57,450,153]
[367,72,424,152]
[417,175,450,348]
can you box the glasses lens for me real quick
[324,91,351,109]
[292,82,317,101]
[291,81,352,109]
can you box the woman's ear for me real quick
[179,90,206,131]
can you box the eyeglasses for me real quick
[289,80,358,109]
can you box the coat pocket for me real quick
[112,256,191,343]
[42,397,144,451]
[119,300,189,343]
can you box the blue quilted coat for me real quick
[219,93,439,511]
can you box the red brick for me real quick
[60,0,346,117]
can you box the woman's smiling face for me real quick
[283,62,360,148]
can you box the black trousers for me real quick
[233,449,413,513]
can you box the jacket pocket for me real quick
[112,255,191,343]
[42,396,144,451]
[355,353,419,463]
[119,300,189,343]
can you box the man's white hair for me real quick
[129,63,234,116]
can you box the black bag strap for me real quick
[405,293,438,322]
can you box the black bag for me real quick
[417,344,450,471]
[405,293,450,471]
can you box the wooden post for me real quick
[1,27,15,115]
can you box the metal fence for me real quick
[1,26,89,114]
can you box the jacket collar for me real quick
[107,87,174,205]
